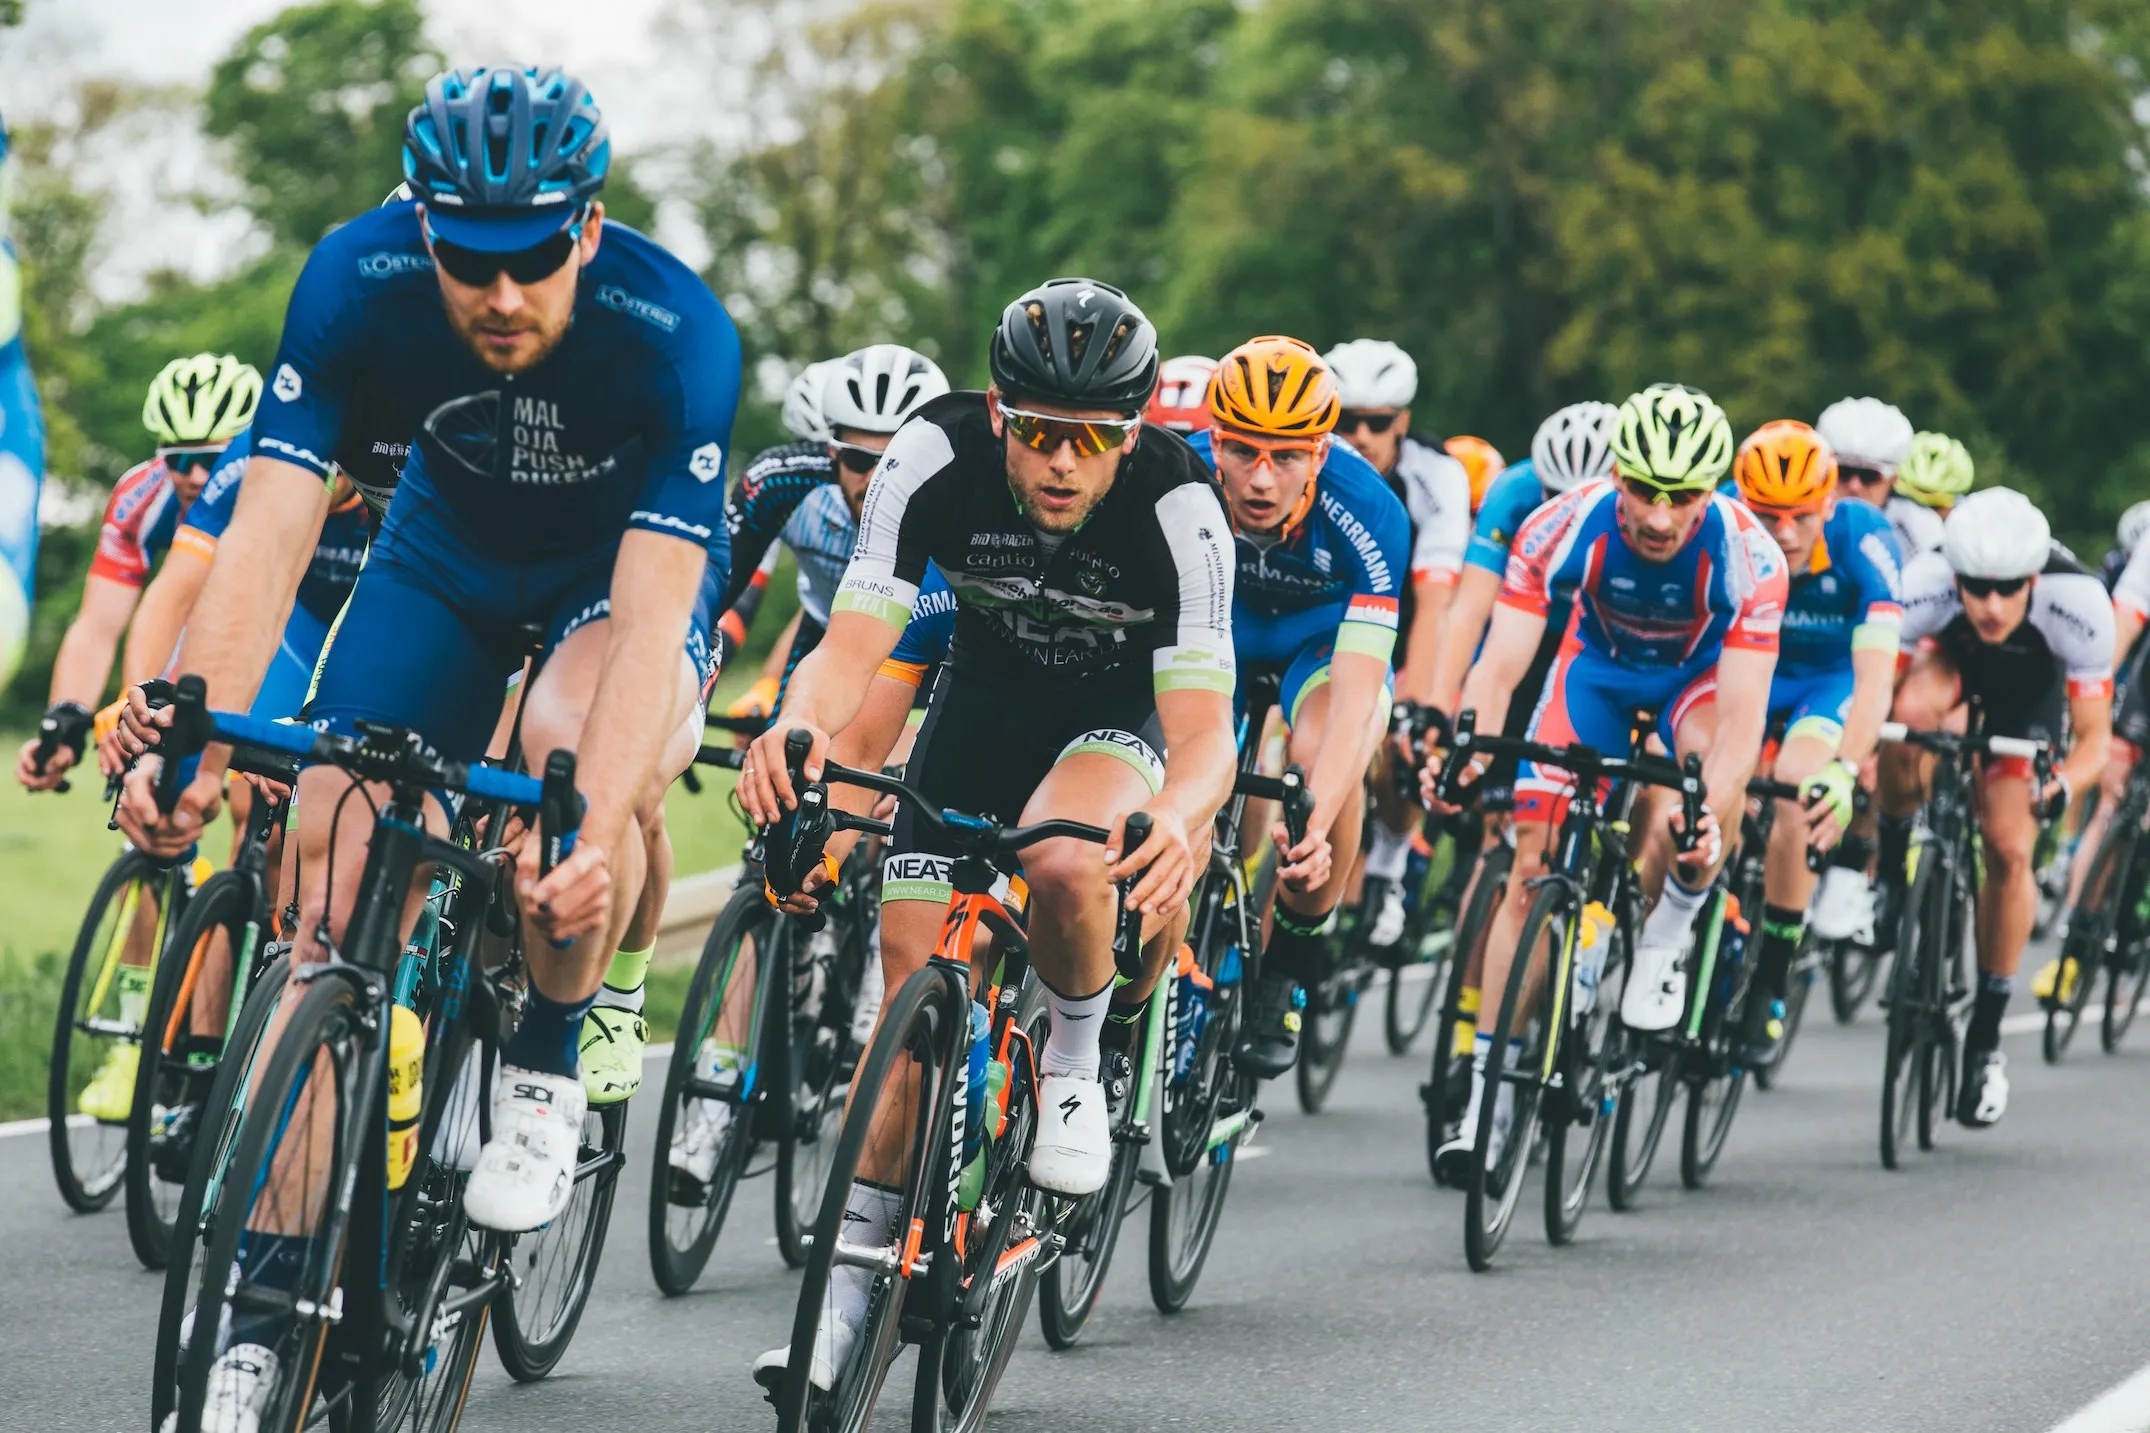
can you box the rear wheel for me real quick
[777,918,856,1269]
[1463,882,1562,1271]
[2050,822,2129,1064]
[492,1100,627,1381]
[2103,859,2150,1050]
[1545,918,1625,1246]
[1827,938,1882,1023]
[1880,855,1942,1169]
[1384,848,1455,1054]
[1424,845,1507,1184]
[49,851,169,1213]
[1146,1116,1238,1314]
[1038,1016,1139,1348]
[1294,944,1362,1114]
[1605,1033,1676,1212]
[1680,897,1749,1190]
[1755,935,1819,1091]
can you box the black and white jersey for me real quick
[1900,544,2116,700]
[835,392,1235,693]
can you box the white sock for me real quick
[828,1180,902,1328]
[1038,980,1114,1080]
[1641,877,1709,950]
[1365,820,1411,883]
[1458,1032,1494,1132]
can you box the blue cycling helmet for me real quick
[403,67,610,251]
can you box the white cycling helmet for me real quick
[2118,499,2150,555]
[1943,487,2050,581]
[1814,396,1914,472]
[821,344,950,436]
[781,359,836,442]
[1322,339,1418,409]
[1530,401,1618,493]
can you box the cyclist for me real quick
[17,355,258,1124]
[1143,353,1218,434]
[1725,420,1902,1062]
[1427,383,1786,1181]
[1815,396,1929,555]
[17,354,260,796]
[1880,488,2114,1127]
[1893,430,1975,522]
[1321,339,1472,948]
[1424,402,1616,1088]
[121,56,739,1312]
[2097,500,2150,592]
[1446,434,1505,514]
[716,343,949,703]
[737,276,1236,1390]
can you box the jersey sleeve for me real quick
[1895,551,1959,646]
[2040,572,2117,700]
[1404,447,1473,586]
[2112,542,2150,625]
[1723,512,1789,654]
[251,241,373,483]
[720,459,823,614]
[1324,447,1411,665]
[1844,510,1906,655]
[1498,486,1585,618]
[884,563,958,675]
[1465,468,1540,577]
[171,433,252,563]
[1148,480,1237,695]
[88,464,165,588]
[628,301,743,587]
[834,416,956,630]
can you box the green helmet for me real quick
[1895,431,1974,510]
[142,353,262,445]
[1609,383,1734,492]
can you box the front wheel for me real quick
[1606,1038,1677,1212]
[1827,938,1882,1024]
[1424,846,1507,1184]
[1544,920,1625,1246]
[1294,953,1362,1114]
[492,1100,628,1381]
[1462,881,1563,1272]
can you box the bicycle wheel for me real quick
[1754,936,1819,1091]
[648,885,772,1294]
[1463,881,1563,1271]
[1880,854,1940,1169]
[169,970,370,1433]
[1146,1113,1238,1313]
[1545,917,1625,1245]
[1424,845,1507,1184]
[153,954,291,1431]
[49,850,167,1213]
[2048,821,2127,1064]
[129,872,257,1269]
[1605,1032,1676,1211]
[1038,1020,1139,1349]
[777,919,859,1269]
[1295,954,1362,1114]
[1385,852,1456,1054]
[1681,911,1750,1191]
[1827,937,1882,1023]
[491,1099,627,1381]
[768,965,955,1433]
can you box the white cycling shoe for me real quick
[668,1093,732,1189]
[1809,867,1875,944]
[1621,932,1691,1033]
[1368,883,1408,949]
[160,1343,279,1433]
[752,1312,860,1394]
[463,1065,585,1233]
[1027,1074,1111,1196]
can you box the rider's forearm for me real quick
[1701,654,1774,825]
[579,533,709,852]
[1394,576,1449,707]
[774,611,903,742]
[1153,689,1236,834]
[1836,646,1897,770]
[1430,567,1500,713]
[47,576,138,707]
[122,554,207,688]
[758,608,803,682]
[2115,609,2143,669]
[2059,700,2112,798]
[1307,652,1388,836]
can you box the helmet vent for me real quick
[1022,301,1054,371]
[1065,317,1095,373]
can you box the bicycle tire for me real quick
[1681,902,1751,1191]
[491,1098,627,1380]
[170,970,369,1433]
[1880,855,1941,1169]
[49,848,165,1213]
[769,964,956,1433]
[777,919,859,1270]
[1146,1114,1237,1313]
[1545,916,1624,1245]
[2048,820,2128,1064]
[129,872,257,1269]
[648,884,772,1294]
[152,954,292,1431]
[1605,1031,1674,1212]
[1827,937,1882,1023]
[2104,877,2150,1051]
[1754,936,1818,1091]
[1424,846,1507,1184]
[1038,1023,1140,1348]
[1294,956,1361,1114]
[1464,881,1563,1271]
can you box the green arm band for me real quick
[1851,620,1901,655]
[1335,618,1400,666]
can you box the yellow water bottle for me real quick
[386,1005,424,1189]
[1575,902,1615,1014]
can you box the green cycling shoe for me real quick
[579,1005,648,1106]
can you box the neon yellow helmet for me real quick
[1895,430,1974,510]
[142,353,262,445]
[1609,383,1734,492]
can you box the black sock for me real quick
[1877,815,1913,885]
[1757,904,1805,1000]
[1968,974,2012,1053]
[1265,905,1334,986]
[503,984,595,1077]
[1832,831,1873,872]
[231,1230,310,1347]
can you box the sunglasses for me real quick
[1216,433,1322,474]
[1619,474,1709,508]
[829,441,883,475]
[1339,409,1400,435]
[1837,464,1888,486]
[1958,575,2029,599]
[159,446,224,475]
[998,401,1142,458]
[1749,502,1825,526]
[428,219,583,288]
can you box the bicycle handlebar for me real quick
[1437,708,1708,851]
[1880,721,2061,819]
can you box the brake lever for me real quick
[1111,811,1155,981]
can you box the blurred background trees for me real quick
[11,0,2150,709]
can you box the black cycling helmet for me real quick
[988,277,1159,414]
[402,67,610,249]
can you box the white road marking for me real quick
[2049,1362,2150,1433]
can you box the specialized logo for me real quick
[593,284,680,332]
[690,442,724,483]
[273,364,303,402]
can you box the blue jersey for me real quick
[252,199,742,570]
[1767,496,1903,678]
[180,431,373,625]
[1465,461,1550,577]
[890,563,957,667]
[1187,429,1410,667]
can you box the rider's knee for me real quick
[1020,836,1109,916]
[1982,822,2037,880]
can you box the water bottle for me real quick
[1216,942,1244,988]
[386,1004,424,1189]
[963,1001,990,1160]
[1574,902,1614,1015]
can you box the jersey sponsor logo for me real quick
[1858,531,1901,596]
[1345,593,1401,629]
[593,284,680,332]
[257,433,330,473]
[690,442,724,483]
[357,250,432,280]
[630,509,713,541]
[1740,524,1784,585]
[969,530,1034,548]
[885,852,955,885]
[273,364,302,402]
[1316,487,1395,594]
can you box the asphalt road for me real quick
[9,947,2150,1433]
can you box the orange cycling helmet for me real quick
[1209,336,1340,438]
[1446,435,1506,511]
[1734,419,1837,511]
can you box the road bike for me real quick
[2044,747,2150,1059]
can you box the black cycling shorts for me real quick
[1935,616,2067,750]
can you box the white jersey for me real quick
[1391,435,1473,585]
[2111,540,2150,625]
[1884,494,1945,559]
[1899,545,2117,699]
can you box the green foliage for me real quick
[204,0,441,249]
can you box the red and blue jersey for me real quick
[89,457,190,588]
[1501,480,1788,670]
